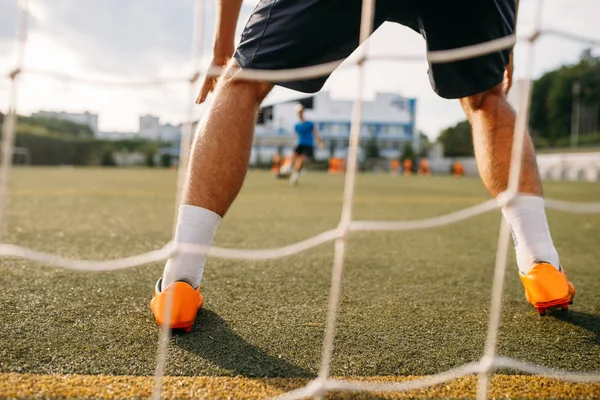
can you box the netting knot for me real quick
[189,71,200,84]
[479,355,496,374]
[336,222,351,240]
[9,68,21,80]
[163,241,178,257]
[305,378,327,397]
[356,55,367,67]
[171,241,212,258]
[528,30,541,43]
[496,190,517,208]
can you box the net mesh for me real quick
[2,0,600,399]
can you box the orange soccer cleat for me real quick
[519,262,576,316]
[150,279,203,332]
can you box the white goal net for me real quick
[1,1,600,399]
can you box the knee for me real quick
[219,59,273,104]
[459,84,506,114]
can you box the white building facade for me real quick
[138,115,182,142]
[251,91,417,164]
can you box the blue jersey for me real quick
[294,121,314,147]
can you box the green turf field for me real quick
[0,168,599,398]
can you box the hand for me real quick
[318,140,325,150]
[195,57,228,104]
[503,51,514,95]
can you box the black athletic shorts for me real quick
[294,144,315,158]
[234,0,516,99]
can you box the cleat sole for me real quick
[534,301,571,316]
[537,308,546,316]
[527,288,575,317]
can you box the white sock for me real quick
[501,195,560,274]
[162,205,221,289]
[290,170,299,183]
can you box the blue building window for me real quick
[379,125,405,135]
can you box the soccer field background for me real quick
[0,168,599,398]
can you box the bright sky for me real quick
[0,0,598,139]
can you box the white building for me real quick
[138,115,182,142]
[33,111,99,135]
[32,110,183,142]
[95,116,182,142]
[251,91,417,163]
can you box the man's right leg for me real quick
[164,62,272,288]
[151,62,273,330]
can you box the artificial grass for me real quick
[0,168,598,392]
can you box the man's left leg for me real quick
[151,62,273,331]
[414,0,574,314]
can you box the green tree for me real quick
[530,49,600,146]
[141,142,158,167]
[101,150,117,166]
[400,142,416,162]
[364,136,380,159]
[160,152,172,168]
[418,131,432,157]
[114,139,154,152]
[21,116,95,138]
[436,120,473,157]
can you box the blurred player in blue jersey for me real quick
[290,105,324,185]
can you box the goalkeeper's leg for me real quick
[151,62,273,331]
[460,84,575,315]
